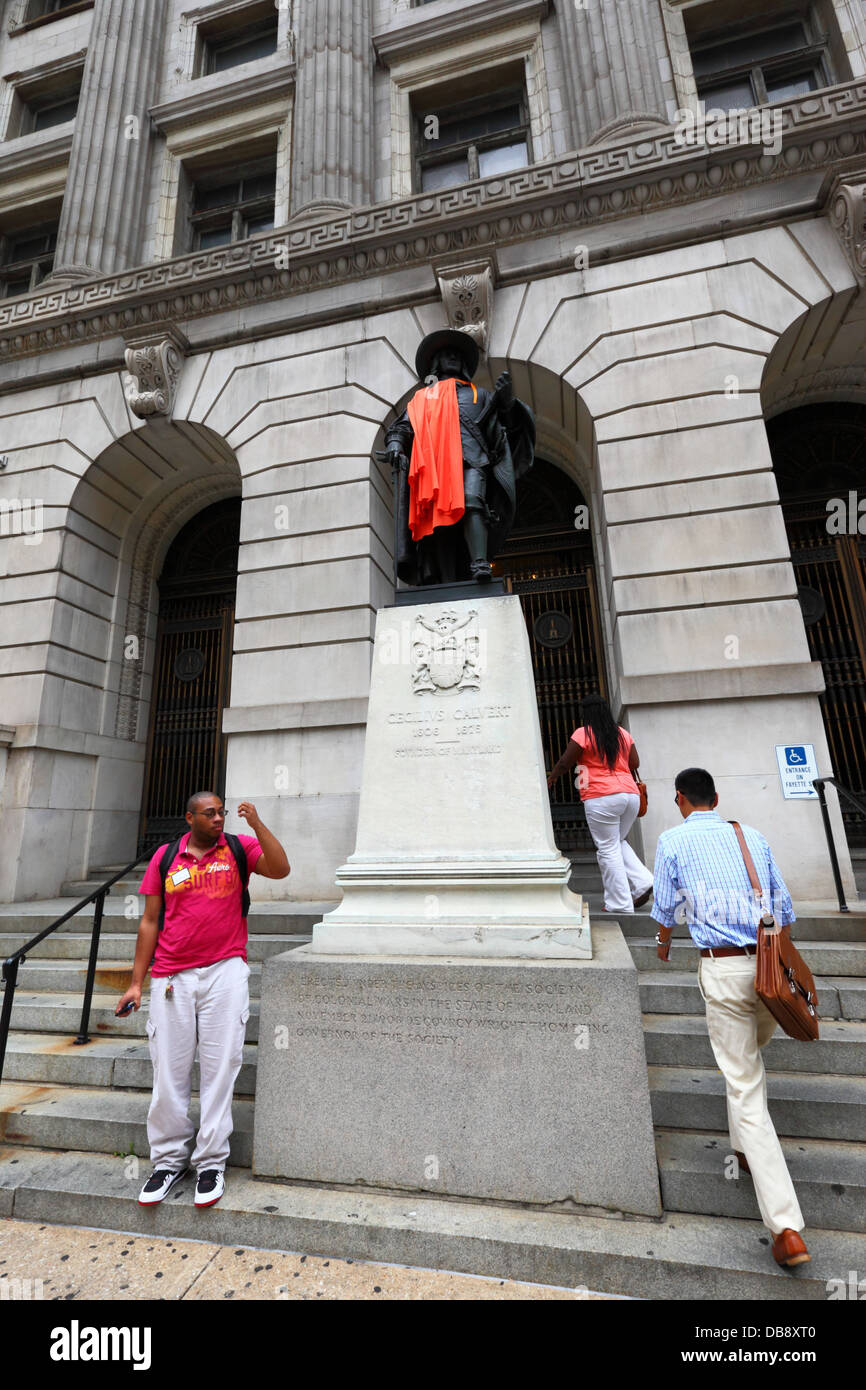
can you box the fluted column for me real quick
[558,0,670,148]
[49,0,168,281]
[290,0,373,218]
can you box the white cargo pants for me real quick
[145,955,250,1174]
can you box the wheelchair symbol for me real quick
[785,746,806,765]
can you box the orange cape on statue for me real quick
[406,377,466,542]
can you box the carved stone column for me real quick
[290,0,373,218]
[557,0,670,148]
[49,0,169,281]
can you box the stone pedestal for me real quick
[253,924,661,1217]
[312,595,590,959]
[253,592,660,1217]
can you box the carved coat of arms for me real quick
[412,609,481,694]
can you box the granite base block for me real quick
[253,923,661,1217]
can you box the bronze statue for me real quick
[384,329,535,586]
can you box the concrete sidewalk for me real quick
[0,1217,623,1300]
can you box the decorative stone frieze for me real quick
[0,83,863,362]
[122,327,188,419]
[436,258,496,356]
[828,170,866,286]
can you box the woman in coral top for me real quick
[547,693,654,915]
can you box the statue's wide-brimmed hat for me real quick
[415,329,480,382]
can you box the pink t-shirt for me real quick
[140,832,263,977]
[570,726,638,801]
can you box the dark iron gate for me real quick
[769,404,866,845]
[494,462,606,852]
[140,499,241,848]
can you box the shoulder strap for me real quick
[157,838,183,932]
[224,833,251,919]
[729,821,776,927]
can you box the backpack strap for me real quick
[157,837,183,932]
[224,832,251,919]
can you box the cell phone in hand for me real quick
[116,1000,135,1016]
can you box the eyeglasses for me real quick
[195,808,224,819]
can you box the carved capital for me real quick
[435,257,496,358]
[828,172,866,287]
[122,325,188,419]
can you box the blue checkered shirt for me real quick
[651,811,796,949]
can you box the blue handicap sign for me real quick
[784,746,807,765]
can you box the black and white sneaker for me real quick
[195,1169,225,1208]
[138,1168,188,1206]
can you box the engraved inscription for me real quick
[290,974,609,1049]
[387,703,512,758]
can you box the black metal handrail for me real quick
[0,851,151,1086]
[811,778,866,914]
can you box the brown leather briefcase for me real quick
[730,821,819,1042]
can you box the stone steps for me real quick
[0,902,329,937]
[1,896,862,1294]
[615,912,866,942]
[0,933,311,961]
[1,992,261,1043]
[0,1083,254,1165]
[638,969,866,1020]
[648,1065,866,1142]
[631,938,866,976]
[642,1012,866,1074]
[1,1147,863,1300]
[0,1032,258,1096]
[14,959,265,1001]
[655,1130,866,1234]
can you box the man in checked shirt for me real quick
[652,767,810,1270]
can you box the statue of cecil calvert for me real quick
[385,329,535,587]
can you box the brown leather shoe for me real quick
[772,1229,810,1268]
[735,1150,751,1176]
[633,887,653,909]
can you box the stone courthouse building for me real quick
[1,0,865,905]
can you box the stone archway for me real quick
[766,401,866,845]
[59,420,241,876]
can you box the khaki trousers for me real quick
[698,953,804,1235]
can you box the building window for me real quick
[0,223,57,296]
[34,1,79,13]
[21,0,88,17]
[413,86,530,193]
[189,161,276,249]
[195,2,279,77]
[9,68,82,138]
[690,7,833,111]
[205,21,278,73]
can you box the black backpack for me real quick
[157,833,251,930]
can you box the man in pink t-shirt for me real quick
[115,792,289,1210]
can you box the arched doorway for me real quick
[768,402,866,844]
[493,458,606,851]
[139,497,241,847]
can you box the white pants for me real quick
[145,955,250,1174]
[583,792,653,913]
[699,954,804,1234]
